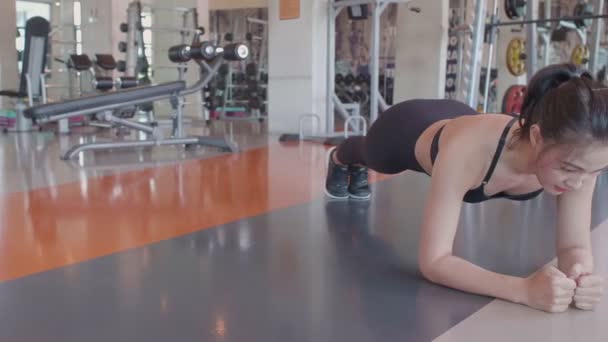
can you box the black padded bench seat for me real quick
[24,81,186,120]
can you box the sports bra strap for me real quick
[482,117,518,184]
[430,126,444,165]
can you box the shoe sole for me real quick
[348,192,371,200]
[324,147,349,200]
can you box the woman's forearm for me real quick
[557,247,594,275]
[421,255,528,304]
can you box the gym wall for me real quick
[80,1,112,56]
[209,0,268,11]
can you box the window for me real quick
[74,1,82,54]
[16,1,51,70]
[141,10,153,70]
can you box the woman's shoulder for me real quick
[438,113,516,163]
[447,113,515,142]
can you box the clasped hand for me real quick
[525,263,605,313]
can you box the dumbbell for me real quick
[235,73,246,84]
[247,80,259,95]
[190,41,219,61]
[168,44,192,63]
[117,60,126,72]
[335,74,345,85]
[169,42,228,65]
[118,41,127,53]
[344,74,355,86]
[356,74,371,86]
[248,96,263,109]
[119,22,143,33]
[92,76,139,91]
[168,42,249,63]
[214,43,250,61]
[246,63,257,77]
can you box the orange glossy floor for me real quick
[0,142,389,282]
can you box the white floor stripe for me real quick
[434,219,608,342]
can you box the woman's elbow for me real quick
[418,257,440,283]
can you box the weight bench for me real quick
[24,57,238,160]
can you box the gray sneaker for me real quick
[325,148,349,199]
[348,165,371,200]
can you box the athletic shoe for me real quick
[325,147,349,199]
[348,165,371,200]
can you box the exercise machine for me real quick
[25,42,250,160]
[0,16,50,132]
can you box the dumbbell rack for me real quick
[211,63,266,123]
[207,22,268,123]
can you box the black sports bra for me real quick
[430,116,543,203]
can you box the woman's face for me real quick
[534,143,608,195]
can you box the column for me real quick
[267,0,328,133]
[393,0,449,102]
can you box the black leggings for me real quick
[336,99,478,174]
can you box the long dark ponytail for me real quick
[515,63,608,145]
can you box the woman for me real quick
[325,63,606,313]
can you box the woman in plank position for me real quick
[325,63,606,313]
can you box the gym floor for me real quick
[1,123,607,342]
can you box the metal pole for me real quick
[483,0,499,113]
[369,1,383,124]
[525,0,538,81]
[126,2,140,77]
[542,0,552,67]
[176,96,185,138]
[467,0,487,108]
[589,0,605,75]
[488,14,608,27]
[326,3,340,133]
[377,91,389,111]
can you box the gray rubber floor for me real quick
[0,172,606,342]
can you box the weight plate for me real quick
[506,38,526,76]
[246,63,258,76]
[502,85,526,114]
[571,44,590,66]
